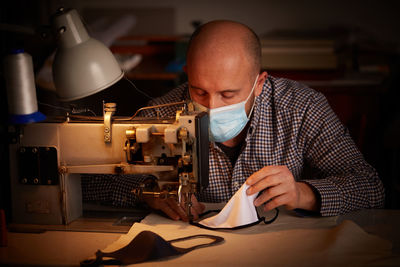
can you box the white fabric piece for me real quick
[198,183,259,228]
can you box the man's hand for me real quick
[144,194,205,222]
[246,166,319,212]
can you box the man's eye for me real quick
[221,92,235,99]
[194,90,207,97]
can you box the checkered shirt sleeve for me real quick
[145,76,384,216]
[81,174,151,207]
[141,83,189,118]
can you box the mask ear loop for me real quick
[168,234,225,253]
[244,74,259,120]
[258,207,280,224]
[190,207,279,231]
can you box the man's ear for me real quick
[255,71,268,96]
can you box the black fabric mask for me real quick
[81,230,224,266]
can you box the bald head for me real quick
[186,20,261,75]
[185,20,266,124]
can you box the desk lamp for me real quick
[52,8,123,101]
[3,8,123,123]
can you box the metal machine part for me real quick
[126,107,209,221]
[9,102,209,225]
[103,102,116,143]
[18,146,58,185]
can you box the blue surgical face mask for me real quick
[192,74,259,143]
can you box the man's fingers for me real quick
[177,197,203,221]
[167,198,188,222]
[183,203,200,221]
[247,172,282,195]
[157,200,180,220]
[145,195,205,222]
[263,194,291,211]
[246,166,282,186]
[191,194,205,215]
[254,184,285,206]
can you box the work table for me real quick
[1,207,400,266]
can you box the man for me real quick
[144,20,384,221]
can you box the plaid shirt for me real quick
[144,76,385,216]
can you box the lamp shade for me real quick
[52,8,123,101]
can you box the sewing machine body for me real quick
[9,109,209,225]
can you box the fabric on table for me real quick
[101,210,394,266]
[81,231,224,266]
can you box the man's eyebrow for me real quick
[221,89,241,93]
[189,84,241,93]
[189,84,205,90]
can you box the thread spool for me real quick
[3,49,46,124]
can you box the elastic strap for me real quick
[168,234,225,253]
[190,208,279,230]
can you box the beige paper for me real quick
[102,208,396,266]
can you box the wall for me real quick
[53,0,400,44]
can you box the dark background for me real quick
[1,0,399,222]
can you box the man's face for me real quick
[185,49,264,115]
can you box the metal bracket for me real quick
[103,102,116,143]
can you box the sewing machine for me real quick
[8,101,209,225]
